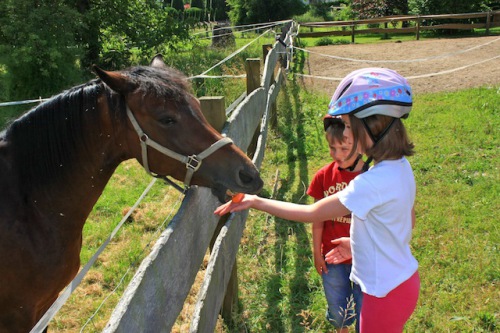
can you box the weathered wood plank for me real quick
[103,187,223,333]
[224,88,266,151]
[189,212,247,332]
[188,60,278,333]
[262,45,278,90]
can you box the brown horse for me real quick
[0,55,263,333]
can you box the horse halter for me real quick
[126,106,233,188]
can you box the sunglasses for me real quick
[323,115,344,131]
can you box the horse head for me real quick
[93,55,263,201]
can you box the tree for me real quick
[227,0,307,25]
[211,0,230,21]
[352,0,409,19]
[0,0,84,100]
[408,0,488,14]
[191,0,204,8]
[0,0,194,100]
[76,0,100,72]
[88,0,192,69]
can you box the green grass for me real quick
[224,84,499,332]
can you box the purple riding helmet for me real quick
[328,67,412,119]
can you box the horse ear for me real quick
[92,65,135,94]
[150,54,167,69]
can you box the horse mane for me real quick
[5,80,111,193]
[4,65,191,194]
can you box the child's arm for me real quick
[214,194,350,224]
[312,219,327,275]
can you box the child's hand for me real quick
[313,252,328,275]
[214,194,256,215]
[325,237,352,264]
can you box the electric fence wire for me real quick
[191,28,275,78]
[79,186,185,332]
[191,19,292,37]
[293,36,499,64]
[293,36,500,81]
[193,20,291,40]
[30,178,160,333]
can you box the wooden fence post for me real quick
[208,214,236,323]
[351,23,356,43]
[246,58,261,95]
[486,11,491,35]
[416,16,421,40]
[199,96,226,132]
[245,58,262,158]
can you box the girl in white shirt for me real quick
[215,68,419,333]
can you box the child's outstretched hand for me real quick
[214,194,256,215]
[325,237,352,264]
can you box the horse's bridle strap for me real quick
[126,106,232,188]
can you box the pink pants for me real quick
[360,271,420,333]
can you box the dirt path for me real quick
[302,35,500,95]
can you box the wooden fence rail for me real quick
[102,22,295,333]
[298,10,500,42]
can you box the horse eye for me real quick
[160,117,176,126]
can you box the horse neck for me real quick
[26,94,129,235]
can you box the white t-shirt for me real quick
[337,157,418,297]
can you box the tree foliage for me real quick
[0,0,84,100]
[408,0,489,15]
[209,0,230,21]
[352,0,491,18]
[0,0,193,101]
[191,0,205,9]
[88,0,192,69]
[227,0,307,25]
[352,0,409,19]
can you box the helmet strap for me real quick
[338,153,362,172]
[362,156,373,172]
[360,117,396,173]
[361,117,397,146]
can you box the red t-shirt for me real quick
[307,161,361,262]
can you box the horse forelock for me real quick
[127,66,192,103]
[7,80,105,192]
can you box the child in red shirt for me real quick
[307,115,364,332]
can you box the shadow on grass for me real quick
[263,80,316,332]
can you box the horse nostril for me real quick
[237,168,263,193]
[238,169,254,184]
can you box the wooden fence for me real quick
[102,22,295,333]
[298,10,500,42]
